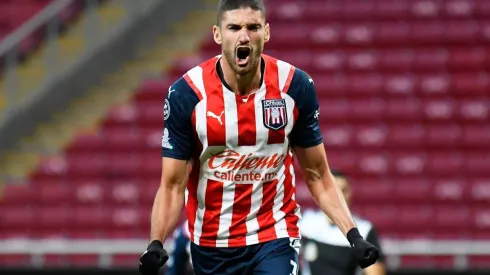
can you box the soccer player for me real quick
[139,0,380,274]
[299,171,386,275]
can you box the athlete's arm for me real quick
[150,77,199,243]
[294,145,356,235]
[150,158,188,242]
[289,69,356,236]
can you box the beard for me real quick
[223,44,262,75]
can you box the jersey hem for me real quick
[161,151,191,161]
[292,137,323,149]
[193,232,301,248]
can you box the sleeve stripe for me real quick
[282,66,296,93]
[184,73,204,101]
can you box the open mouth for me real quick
[236,47,251,66]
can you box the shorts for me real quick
[190,237,300,275]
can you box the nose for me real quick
[238,28,251,44]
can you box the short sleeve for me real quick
[161,77,200,160]
[288,69,323,148]
[366,227,385,263]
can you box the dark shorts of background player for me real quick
[190,237,299,275]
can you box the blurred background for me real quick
[0,0,489,274]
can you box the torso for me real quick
[184,55,301,248]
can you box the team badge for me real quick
[262,99,288,130]
[163,99,170,120]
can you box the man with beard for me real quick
[139,1,380,274]
[299,171,386,275]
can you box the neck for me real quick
[220,58,261,96]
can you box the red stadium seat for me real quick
[103,104,138,128]
[412,50,448,73]
[0,184,35,206]
[451,73,489,96]
[433,179,467,202]
[410,0,442,19]
[426,153,464,176]
[466,153,490,175]
[447,47,486,71]
[418,74,450,95]
[470,179,490,201]
[392,152,426,175]
[433,206,471,230]
[373,22,410,46]
[313,74,346,96]
[0,207,34,230]
[444,0,475,18]
[354,124,388,148]
[388,124,425,148]
[66,133,106,153]
[425,124,462,147]
[351,178,393,203]
[321,124,353,148]
[379,50,413,72]
[65,153,107,179]
[393,178,431,202]
[344,74,383,96]
[396,205,435,232]
[423,99,456,121]
[384,75,415,95]
[463,125,490,148]
[459,100,489,121]
[385,98,423,121]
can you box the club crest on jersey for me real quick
[262,99,288,131]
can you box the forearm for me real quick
[150,185,185,242]
[306,170,356,235]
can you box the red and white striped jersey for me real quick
[162,54,323,248]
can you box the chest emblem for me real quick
[262,99,288,131]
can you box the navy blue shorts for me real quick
[190,237,300,275]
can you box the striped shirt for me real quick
[162,54,323,248]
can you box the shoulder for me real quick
[165,76,201,119]
[168,76,199,102]
[290,67,314,89]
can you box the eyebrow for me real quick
[226,23,262,28]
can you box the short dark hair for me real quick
[217,0,266,25]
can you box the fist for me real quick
[139,240,169,275]
[347,228,380,269]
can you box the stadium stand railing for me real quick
[1,239,490,270]
[0,0,156,126]
[0,0,81,118]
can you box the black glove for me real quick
[347,228,380,269]
[139,240,169,275]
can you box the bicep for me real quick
[294,144,330,182]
